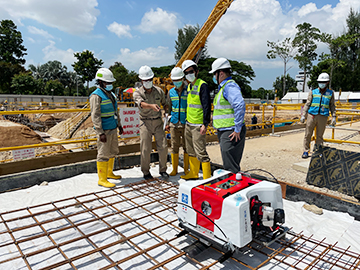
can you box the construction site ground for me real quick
[1,166,360,269]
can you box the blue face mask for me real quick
[105,84,113,91]
[213,75,218,85]
[173,81,183,89]
[318,83,326,89]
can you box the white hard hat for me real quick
[170,67,184,80]
[317,72,330,82]
[209,57,231,73]
[138,65,154,80]
[181,60,197,72]
[95,68,116,82]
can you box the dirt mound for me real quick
[0,121,42,147]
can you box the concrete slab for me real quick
[292,159,311,173]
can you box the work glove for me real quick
[330,116,336,126]
[300,115,305,123]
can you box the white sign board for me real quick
[12,148,35,160]
[119,107,140,138]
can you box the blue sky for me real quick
[1,0,360,90]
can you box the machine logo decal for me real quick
[235,194,242,206]
[182,193,188,204]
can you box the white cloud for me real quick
[298,3,318,17]
[138,8,179,35]
[2,0,100,35]
[207,0,360,71]
[42,41,76,66]
[107,22,132,38]
[27,26,54,39]
[111,46,174,71]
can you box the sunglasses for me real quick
[184,70,195,75]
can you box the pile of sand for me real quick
[0,120,42,148]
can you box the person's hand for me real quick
[200,125,207,135]
[229,131,240,142]
[300,115,305,123]
[165,124,170,132]
[330,116,336,126]
[118,126,123,135]
[99,134,107,143]
[151,104,160,112]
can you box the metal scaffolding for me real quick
[1,179,359,269]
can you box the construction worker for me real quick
[181,60,211,180]
[90,68,123,188]
[209,57,246,174]
[251,113,258,130]
[133,65,169,180]
[165,67,189,176]
[300,72,336,158]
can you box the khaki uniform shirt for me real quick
[90,91,121,136]
[133,86,167,119]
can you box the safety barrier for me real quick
[1,103,359,163]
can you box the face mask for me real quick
[185,73,196,83]
[318,83,326,89]
[173,81,183,89]
[143,81,153,89]
[213,75,218,85]
[105,84,113,91]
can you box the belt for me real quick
[140,117,161,121]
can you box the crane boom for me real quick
[175,0,234,68]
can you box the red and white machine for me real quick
[177,170,286,252]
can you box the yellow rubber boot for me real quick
[97,161,116,188]
[183,153,189,175]
[181,156,200,180]
[169,153,179,176]
[107,158,122,179]
[202,162,212,179]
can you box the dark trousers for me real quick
[217,125,246,174]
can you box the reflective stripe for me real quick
[188,104,203,109]
[214,104,232,110]
[213,114,235,120]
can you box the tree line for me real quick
[1,8,359,99]
[267,8,360,96]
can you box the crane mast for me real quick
[175,0,234,67]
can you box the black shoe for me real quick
[302,151,309,159]
[160,172,169,180]
[144,173,153,180]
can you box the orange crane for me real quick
[154,0,234,94]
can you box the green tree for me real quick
[45,80,64,96]
[174,24,209,63]
[11,72,38,95]
[267,38,296,95]
[346,8,360,70]
[109,62,138,89]
[0,62,25,93]
[72,50,103,94]
[0,20,27,65]
[272,74,297,98]
[152,65,174,78]
[292,22,322,92]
